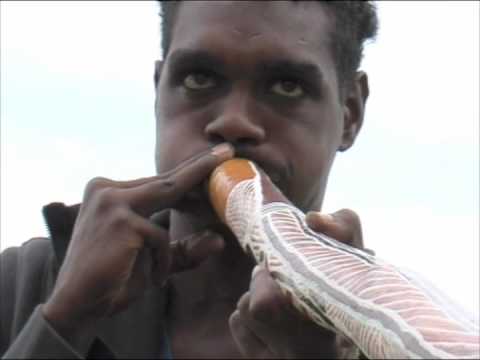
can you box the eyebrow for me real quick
[167,49,324,86]
[167,49,226,72]
[259,59,324,84]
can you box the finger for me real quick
[169,230,225,273]
[305,211,351,242]
[305,211,336,234]
[126,143,234,216]
[125,211,171,249]
[105,247,153,316]
[239,270,338,358]
[146,225,172,286]
[237,291,251,315]
[306,209,363,248]
[102,146,229,190]
[248,267,292,324]
[236,268,292,348]
[330,209,364,249]
[127,247,154,295]
[229,310,275,359]
[125,212,172,285]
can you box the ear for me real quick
[154,60,164,89]
[338,71,369,152]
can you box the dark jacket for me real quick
[1,202,170,359]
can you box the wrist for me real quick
[42,298,97,341]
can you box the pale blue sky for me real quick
[1,1,479,316]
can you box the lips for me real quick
[248,160,289,196]
[179,144,290,207]
[262,167,282,186]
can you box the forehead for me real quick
[168,1,336,74]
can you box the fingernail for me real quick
[316,213,334,223]
[211,143,234,161]
[306,211,325,223]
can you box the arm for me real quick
[2,143,233,359]
[1,240,93,359]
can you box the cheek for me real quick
[285,109,342,167]
[281,108,343,207]
[155,108,211,174]
[155,123,201,172]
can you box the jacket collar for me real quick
[42,202,81,267]
[42,202,170,358]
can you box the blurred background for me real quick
[1,1,478,317]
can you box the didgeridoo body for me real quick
[208,159,479,359]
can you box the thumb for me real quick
[169,230,225,273]
[305,212,335,233]
[305,209,363,249]
[305,211,341,239]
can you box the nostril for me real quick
[236,138,258,147]
[204,113,266,145]
[207,134,226,146]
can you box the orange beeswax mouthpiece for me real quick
[208,158,257,223]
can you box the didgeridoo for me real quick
[208,159,479,359]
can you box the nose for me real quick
[205,90,266,146]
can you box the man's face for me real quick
[155,1,354,213]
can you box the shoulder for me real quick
[1,238,57,345]
[1,237,54,278]
[1,237,56,294]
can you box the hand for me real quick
[43,143,233,336]
[305,208,374,256]
[229,208,370,359]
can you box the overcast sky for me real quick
[1,1,479,317]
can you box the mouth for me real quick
[247,160,290,199]
[232,145,288,187]
[180,145,291,212]
[261,167,284,188]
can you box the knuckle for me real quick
[95,187,120,209]
[337,209,364,248]
[236,292,250,312]
[338,208,361,226]
[148,177,177,200]
[249,292,278,322]
[229,310,242,330]
[85,177,111,196]
[85,178,121,205]
[83,177,107,201]
[160,177,176,191]
[110,207,131,229]
[84,179,123,214]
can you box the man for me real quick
[1,1,378,358]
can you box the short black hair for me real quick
[158,1,378,92]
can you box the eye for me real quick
[183,72,216,90]
[271,80,304,98]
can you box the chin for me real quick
[175,192,224,227]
